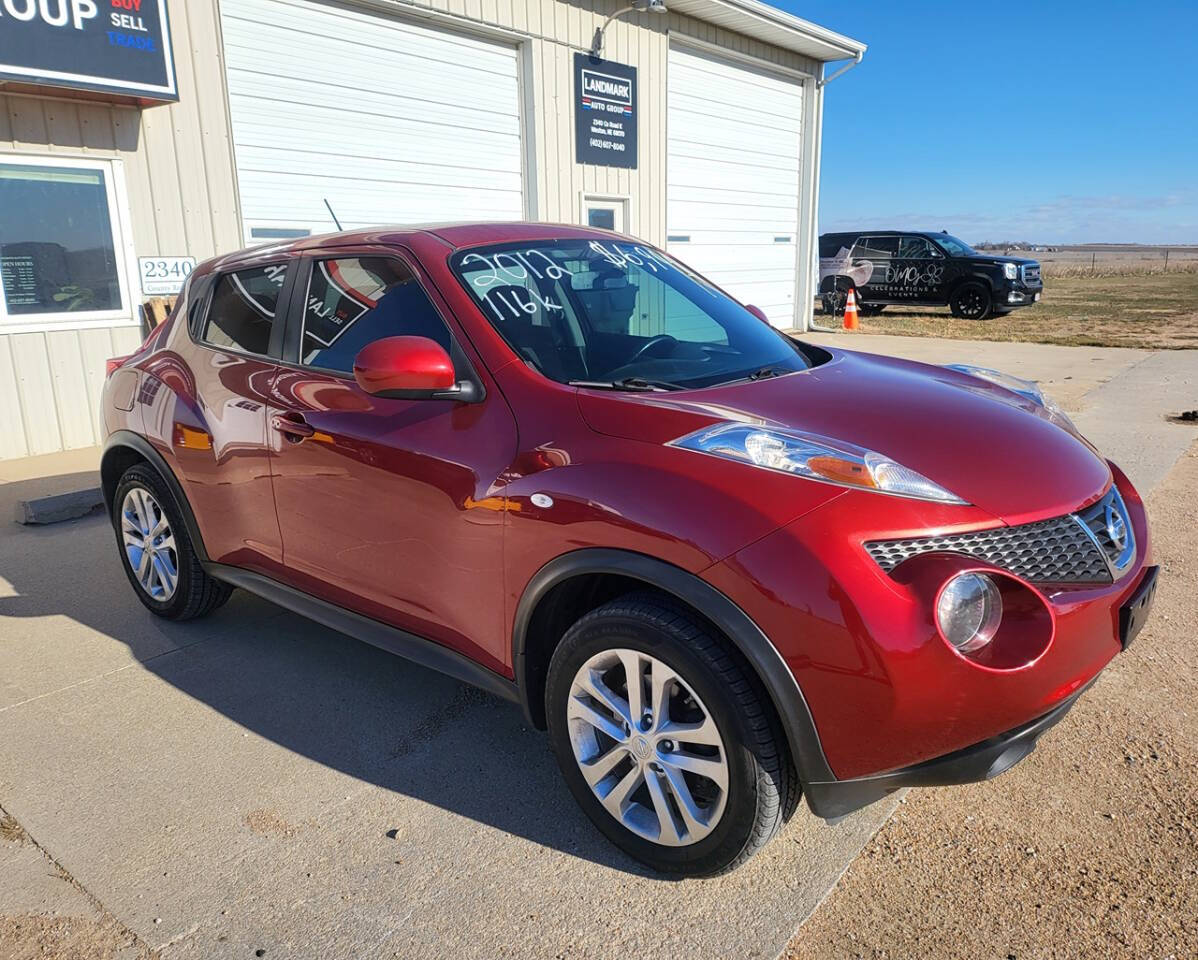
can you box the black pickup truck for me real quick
[818,230,1043,321]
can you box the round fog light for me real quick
[937,573,1002,654]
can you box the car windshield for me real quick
[450,239,811,390]
[935,234,979,257]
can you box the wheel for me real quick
[949,282,993,320]
[821,280,849,316]
[112,464,232,620]
[545,592,796,876]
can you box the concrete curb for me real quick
[14,488,105,525]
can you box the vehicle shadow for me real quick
[0,510,658,878]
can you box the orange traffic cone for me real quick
[842,288,859,330]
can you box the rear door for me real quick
[848,236,899,302]
[266,246,518,671]
[157,258,298,576]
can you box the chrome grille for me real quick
[1022,263,1041,284]
[866,512,1113,584]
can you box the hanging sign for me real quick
[574,53,637,169]
[0,0,177,101]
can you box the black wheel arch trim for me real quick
[511,548,837,788]
[102,431,210,564]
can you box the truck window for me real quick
[850,237,898,260]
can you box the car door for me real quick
[895,235,948,305]
[847,235,899,302]
[148,257,298,577]
[266,247,518,672]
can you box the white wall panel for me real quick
[220,0,525,239]
[666,43,804,328]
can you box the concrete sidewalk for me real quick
[1,337,1196,960]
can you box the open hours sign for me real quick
[0,0,177,101]
[574,53,637,169]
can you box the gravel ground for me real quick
[787,441,1198,960]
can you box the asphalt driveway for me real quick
[1,336,1195,959]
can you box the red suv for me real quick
[100,224,1157,876]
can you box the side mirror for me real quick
[745,304,769,324]
[353,336,473,401]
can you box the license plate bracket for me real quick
[1119,565,1159,650]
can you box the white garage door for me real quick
[220,0,524,243]
[667,45,803,328]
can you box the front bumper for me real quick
[996,279,1043,307]
[703,465,1153,788]
[804,676,1093,820]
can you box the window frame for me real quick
[190,256,299,362]
[279,248,469,384]
[0,153,138,333]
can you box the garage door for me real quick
[666,45,803,328]
[220,0,524,243]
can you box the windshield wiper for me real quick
[746,366,782,380]
[568,377,684,392]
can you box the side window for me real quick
[850,236,899,260]
[897,236,939,259]
[201,263,289,355]
[300,257,452,374]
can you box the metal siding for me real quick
[666,42,804,328]
[219,0,525,237]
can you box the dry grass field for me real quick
[816,270,1198,349]
[975,244,1198,278]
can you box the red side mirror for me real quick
[353,336,456,399]
[745,304,769,324]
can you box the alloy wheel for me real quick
[953,286,989,319]
[121,487,178,602]
[566,648,729,846]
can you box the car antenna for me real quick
[324,198,343,231]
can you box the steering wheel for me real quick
[629,334,678,362]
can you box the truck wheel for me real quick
[545,592,796,876]
[950,282,992,320]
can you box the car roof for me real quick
[821,230,944,239]
[203,221,627,273]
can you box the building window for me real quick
[0,157,131,327]
[580,195,628,234]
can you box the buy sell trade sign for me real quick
[0,0,177,101]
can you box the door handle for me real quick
[271,414,315,441]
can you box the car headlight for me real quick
[1003,263,1019,280]
[944,363,1079,434]
[670,423,967,504]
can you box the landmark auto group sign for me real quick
[0,0,177,100]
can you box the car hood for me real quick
[577,347,1111,525]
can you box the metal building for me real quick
[0,0,864,459]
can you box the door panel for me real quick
[267,252,518,671]
[141,262,294,575]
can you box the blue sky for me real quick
[776,1,1198,244]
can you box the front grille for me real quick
[866,510,1115,585]
[1076,486,1135,576]
[1022,264,1041,284]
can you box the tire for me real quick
[858,302,886,316]
[111,464,232,621]
[545,592,796,876]
[821,279,858,317]
[949,281,993,320]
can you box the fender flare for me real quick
[101,430,210,564]
[511,548,836,786]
